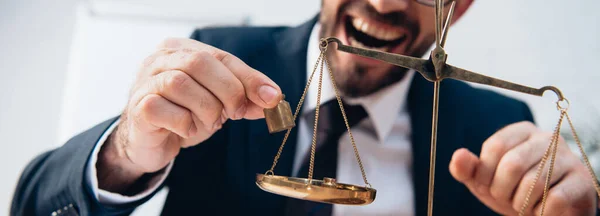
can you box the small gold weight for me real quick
[263,94,295,133]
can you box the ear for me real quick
[451,0,474,24]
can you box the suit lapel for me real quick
[244,15,318,213]
[408,75,465,216]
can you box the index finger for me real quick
[158,38,282,109]
[474,121,538,190]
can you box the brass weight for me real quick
[264,94,295,133]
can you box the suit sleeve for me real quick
[10,117,163,215]
[11,29,208,216]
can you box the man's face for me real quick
[320,0,456,97]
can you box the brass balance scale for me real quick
[256,0,600,215]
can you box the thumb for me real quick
[449,148,480,183]
[450,148,517,215]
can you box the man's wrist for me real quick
[96,125,145,194]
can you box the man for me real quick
[11,0,598,215]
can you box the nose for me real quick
[367,0,409,14]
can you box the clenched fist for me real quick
[450,121,598,215]
[96,38,282,193]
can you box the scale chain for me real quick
[307,51,325,182]
[519,100,600,216]
[518,110,564,215]
[539,112,564,215]
[324,53,371,187]
[267,40,372,188]
[267,52,323,174]
[565,112,600,200]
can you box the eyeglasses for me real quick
[415,0,453,7]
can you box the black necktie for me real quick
[284,99,368,216]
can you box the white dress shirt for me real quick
[86,23,416,215]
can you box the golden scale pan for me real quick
[256,0,600,215]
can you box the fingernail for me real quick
[258,85,279,105]
[234,103,247,120]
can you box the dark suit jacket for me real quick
[11,16,535,216]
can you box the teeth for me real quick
[351,17,404,41]
[385,31,395,41]
[352,18,363,31]
[361,21,369,33]
[349,37,388,52]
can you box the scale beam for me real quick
[323,37,565,101]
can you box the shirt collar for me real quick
[304,23,414,143]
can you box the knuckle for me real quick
[482,137,506,156]
[228,86,247,108]
[499,152,525,176]
[535,131,554,141]
[163,71,191,93]
[517,121,536,130]
[138,95,161,113]
[137,95,162,121]
[533,131,561,149]
[197,95,222,122]
[157,37,181,49]
[183,50,211,71]
[173,109,192,128]
[142,49,172,68]
[215,51,233,63]
[241,70,261,87]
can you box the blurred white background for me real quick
[0,0,598,215]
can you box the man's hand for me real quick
[450,121,597,215]
[96,38,282,193]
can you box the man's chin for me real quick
[334,66,409,98]
[334,70,376,98]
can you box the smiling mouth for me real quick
[345,16,408,52]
